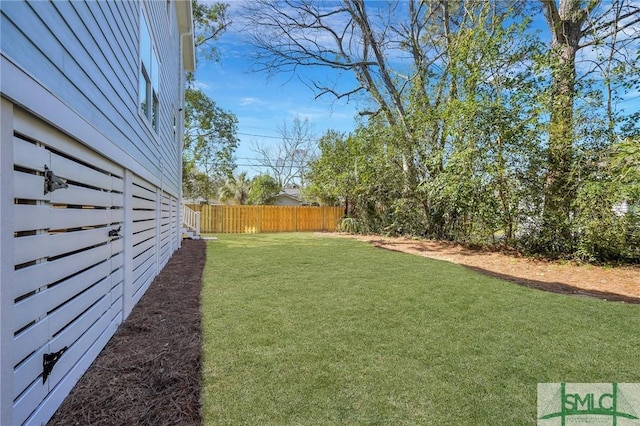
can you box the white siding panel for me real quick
[133,228,156,246]
[47,297,112,387]
[13,244,111,300]
[132,260,155,299]
[15,229,114,267]
[133,245,155,274]
[49,208,116,231]
[13,343,48,401]
[50,152,114,191]
[13,172,48,202]
[50,229,111,259]
[111,176,124,193]
[13,262,111,331]
[133,241,155,260]
[13,263,49,301]
[110,238,124,257]
[133,210,156,222]
[13,366,49,426]
[13,205,50,233]
[13,136,50,171]
[47,276,112,339]
[2,0,188,421]
[14,292,113,426]
[13,316,48,367]
[14,110,124,179]
[14,235,50,266]
[26,316,120,426]
[132,197,156,210]
[50,187,116,209]
[132,178,156,196]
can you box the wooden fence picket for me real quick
[185,205,344,233]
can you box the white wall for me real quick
[0,0,192,424]
[0,0,184,193]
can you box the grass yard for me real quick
[201,233,640,425]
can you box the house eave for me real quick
[176,0,195,72]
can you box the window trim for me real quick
[138,5,161,137]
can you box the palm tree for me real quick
[218,172,251,205]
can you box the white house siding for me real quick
[0,1,184,191]
[0,1,193,424]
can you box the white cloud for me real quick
[239,97,263,106]
[192,80,211,90]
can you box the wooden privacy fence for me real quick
[186,205,344,233]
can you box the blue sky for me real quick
[193,2,364,178]
[195,58,360,177]
[193,1,640,178]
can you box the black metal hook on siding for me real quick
[109,226,122,238]
[44,165,69,195]
[43,346,68,384]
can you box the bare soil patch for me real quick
[325,233,640,304]
[48,239,206,426]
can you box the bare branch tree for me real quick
[251,116,317,188]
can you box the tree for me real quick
[305,130,352,208]
[248,174,282,205]
[192,0,231,62]
[251,116,316,188]
[240,0,418,186]
[182,1,238,201]
[243,0,639,260]
[540,0,640,251]
[183,87,239,201]
[219,172,252,205]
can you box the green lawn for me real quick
[200,233,639,425]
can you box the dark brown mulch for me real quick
[48,239,206,426]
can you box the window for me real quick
[139,10,160,133]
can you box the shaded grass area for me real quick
[201,233,640,425]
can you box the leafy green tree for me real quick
[192,0,230,62]
[305,130,351,208]
[182,1,238,202]
[243,0,639,261]
[183,87,238,201]
[219,172,252,205]
[540,0,640,253]
[248,175,281,205]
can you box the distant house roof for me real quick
[282,186,301,197]
[274,192,302,206]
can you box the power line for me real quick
[237,132,281,139]
[236,132,334,144]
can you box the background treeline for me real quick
[241,0,640,262]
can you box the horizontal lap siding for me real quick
[0,0,181,193]
[11,117,124,426]
[188,205,344,233]
[1,0,187,423]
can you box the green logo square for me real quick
[538,383,640,425]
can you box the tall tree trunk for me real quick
[541,0,590,251]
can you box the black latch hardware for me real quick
[43,346,68,383]
[44,165,69,195]
[109,226,121,237]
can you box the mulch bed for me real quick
[48,239,206,426]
